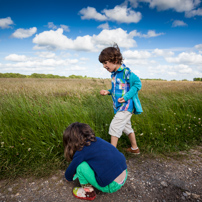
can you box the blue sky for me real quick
[0,0,202,80]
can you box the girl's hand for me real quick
[118,97,125,103]
[100,90,109,96]
[63,175,69,182]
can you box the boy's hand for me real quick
[118,97,125,103]
[100,90,109,95]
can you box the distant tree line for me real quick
[0,73,27,78]
[193,78,202,81]
[68,75,87,79]
[1,73,201,81]
[141,78,166,81]
[0,73,88,79]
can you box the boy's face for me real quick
[102,61,120,73]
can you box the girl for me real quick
[63,122,128,200]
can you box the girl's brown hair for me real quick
[63,122,96,162]
[99,43,123,64]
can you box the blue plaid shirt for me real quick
[110,64,134,114]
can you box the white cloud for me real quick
[2,66,55,72]
[148,64,194,79]
[128,0,201,13]
[0,17,14,29]
[5,54,78,66]
[167,71,177,76]
[74,35,96,51]
[47,22,70,32]
[123,50,151,59]
[1,54,88,77]
[94,28,137,49]
[176,64,193,73]
[165,52,202,65]
[122,50,154,70]
[130,30,164,38]
[195,44,202,50]
[80,57,89,61]
[145,0,200,12]
[35,52,56,58]
[153,49,174,57]
[32,28,96,51]
[144,30,164,38]
[79,6,142,23]
[172,20,188,27]
[5,54,29,62]
[33,28,77,50]
[33,28,138,51]
[40,58,78,66]
[128,0,140,8]
[72,66,86,70]
[129,30,142,37]
[97,22,110,30]
[185,8,202,17]
[121,47,201,80]
[48,22,57,29]
[3,54,80,71]
[12,27,37,39]
[79,7,107,21]
[122,49,175,68]
[103,6,142,23]
[60,25,70,32]
[125,58,153,66]
[2,47,202,80]
[148,65,167,75]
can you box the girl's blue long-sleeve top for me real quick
[65,137,127,187]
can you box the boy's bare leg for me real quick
[111,136,119,147]
[128,132,138,149]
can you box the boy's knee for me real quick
[109,125,122,138]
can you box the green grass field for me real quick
[0,78,202,179]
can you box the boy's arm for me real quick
[123,72,142,101]
[100,89,111,95]
[107,89,112,95]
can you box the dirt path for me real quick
[1,146,202,202]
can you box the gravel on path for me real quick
[1,146,202,202]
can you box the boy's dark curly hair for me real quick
[99,43,123,64]
[63,122,96,162]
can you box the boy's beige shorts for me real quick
[109,111,134,138]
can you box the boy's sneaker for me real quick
[125,147,140,154]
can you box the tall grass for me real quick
[0,78,202,179]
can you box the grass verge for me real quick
[0,79,202,179]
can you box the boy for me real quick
[99,44,143,154]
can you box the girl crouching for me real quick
[63,122,127,200]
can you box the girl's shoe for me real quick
[72,186,96,200]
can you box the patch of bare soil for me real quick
[1,146,202,202]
